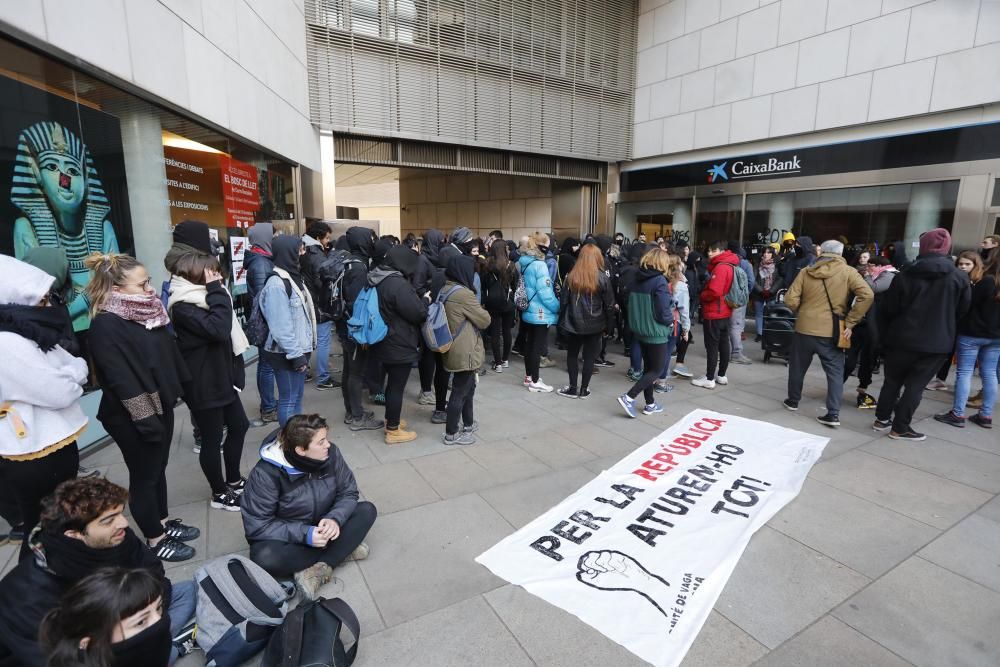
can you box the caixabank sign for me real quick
[623,121,1000,192]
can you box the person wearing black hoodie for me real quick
[874,228,971,441]
[370,245,429,444]
[245,223,277,423]
[416,229,451,418]
[592,235,618,368]
[778,236,816,287]
[339,227,384,431]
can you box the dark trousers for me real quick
[936,353,953,382]
[341,337,369,420]
[249,502,377,578]
[191,397,249,495]
[703,318,731,380]
[566,332,601,390]
[383,363,412,429]
[627,341,669,404]
[487,309,514,365]
[788,334,846,416]
[365,358,385,394]
[844,323,877,389]
[675,331,690,363]
[0,443,78,561]
[523,323,548,382]
[105,410,175,541]
[446,370,476,435]
[876,350,949,432]
[418,348,449,410]
[418,345,435,392]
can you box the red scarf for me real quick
[100,291,170,329]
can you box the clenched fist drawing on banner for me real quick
[576,550,671,617]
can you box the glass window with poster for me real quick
[0,37,298,448]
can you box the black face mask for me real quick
[110,612,172,666]
[537,245,549,255]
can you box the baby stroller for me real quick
[762,290,795,364]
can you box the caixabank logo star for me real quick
[706,162,728,183]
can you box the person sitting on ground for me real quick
[241,414,377,600]
[0,478,197,666]
[782,240,873,427]
[40,567,172,667]
[440,256,492,445]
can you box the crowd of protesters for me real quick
[0,218,997,665]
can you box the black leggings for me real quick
[627,342,669,404]
[383,363,412,429]
[249,502,377,578]
[191,397,249,494]
[365,358,385,394]
[0,443,78,561]
[703,318,731,380]
[675,331,690,363]
[523,323,548,382]
[341,337,369,420]
[105,410,174,541]
[566,333,601,390]
[487,309,514,365]
[844,323,877,389]
[446,370,476,435]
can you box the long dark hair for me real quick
[40,567,163,667]
[487,241,513,287]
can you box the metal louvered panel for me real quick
[307,0,637,163]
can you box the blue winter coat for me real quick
[518,254,560,325]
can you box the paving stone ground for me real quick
[3,332,998,666]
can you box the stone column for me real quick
[768,193,795,240]
[905,182,944,257]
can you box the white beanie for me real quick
[0,254,56,306]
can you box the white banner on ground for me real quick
[476,410,828,667]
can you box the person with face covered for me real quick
[338,227,384,431]
[778,236,816,288]
[260,235,317,427]
[440,256,492,445]
[369,245,429,444]
[0,478,197,666]
[416,229,451,415]
[84,254,196,562]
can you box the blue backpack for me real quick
[347,285,388,346]
[421,285,466,353]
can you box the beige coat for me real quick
[784,254,873,337]
[441,281,492,372]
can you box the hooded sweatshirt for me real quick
[700,249,740,320]
[779,236,816,287]
[784,254,873,338]
[441,256,492,372]
[368,246,428,365]
[878,253,972,354]
[260,235,316,367]
[241,439,359,546]
[627,267,673,344]
[245,223,274,299]
[0,256,88,459]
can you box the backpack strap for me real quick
[320,598,361,666]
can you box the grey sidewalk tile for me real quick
[708,387,781,412]
[833,556,1000,667]
[484,584,648,666]
[358,493,513,626]
[552,421,642,459]
[918,513,1000,593]
[591,413,664,446]
[582,454,628,476]
[509,429,598,469]
[354,460,441,515]
[756,616,912,667]
[355,596,533,667]
[363,431,458,465]
[681,611,769,667]
[978,494,1000,523]
[164,500,209,567]
[478,466,597,529]
[910,415,999,454]
[408,449,502,498]
[206,502,250,559]
[331,560,386,637]
[860,437,1000,493]
[715,527,870,649]
[463,438,551,481]
[808,450,992,529]
[770,479,939,578]
[329,437,381,470]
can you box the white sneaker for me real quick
[672,364,693,378]
[691,376,716,389]
[527,379,554,393]
[716,376,729,385]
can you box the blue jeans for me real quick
[953,335,1000,418]
[629,338,642,373]
[659,334,679,380]
[754,297,774,336]
[274,366,306,426]
[256,354,276,414]
[168,579,197,664]
[315,320,333,383]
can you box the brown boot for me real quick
[385,427,417,444]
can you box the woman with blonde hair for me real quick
[85,253,197,562]
[653,253,690,392]
[517,232,560,392]
[617,248,675,417]
[557,243,616,398]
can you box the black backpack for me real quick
[482,270,512,311]
[318,251,360,320]
[245,275,291,347]
[262,597,360,667]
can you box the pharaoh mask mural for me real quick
[11,121,119,330]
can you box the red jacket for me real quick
[700,250,739,320]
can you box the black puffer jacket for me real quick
[878,253,972,354]
[0,530,169,667]
[960,276,1000,338]
[170,281,246,409]
[241,440,361,545]
[559,271,616,336]
[370,247,428,365]
[301,237,330,322]
[244,250,273,301]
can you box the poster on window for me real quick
[0,76,134,332]
[476,410,828,667]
